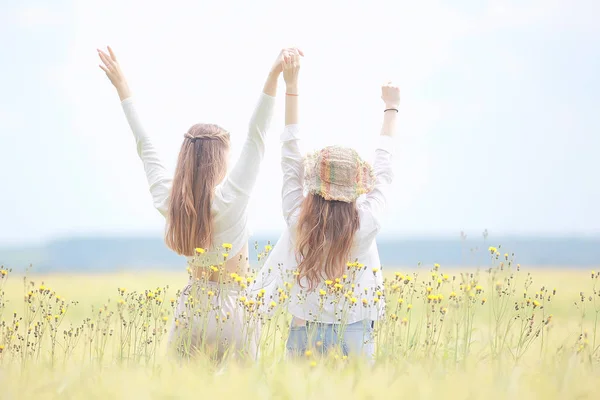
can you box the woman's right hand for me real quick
[381,81,401,109]
[98,46,131,101]
[283,51,301,94]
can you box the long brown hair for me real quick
[295,193,360,290]
[165,124,230,256]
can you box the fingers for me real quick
[290,53,300,68]
[97,48,116,70]
[99,64,109,74]
[97,50,111,68]
[288,47,304,57]
[283,54,299,70]
[107,46,117,61]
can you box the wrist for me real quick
[267,69,281,80]
[384,103,399,110]
[116,84,132,101]
[285,84,298,94]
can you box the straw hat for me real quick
[304,146,375,203]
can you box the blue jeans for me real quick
[286,319,375,359]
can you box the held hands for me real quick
[381,82,400,110]
[98,46,131,101]
[270,48,304,76]
[282,50,301,93]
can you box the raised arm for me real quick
[360,82,401,229]
[220,48,302,198]
[280,51,304,225]
[98,47,172,216]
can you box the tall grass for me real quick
[0,246,599,399]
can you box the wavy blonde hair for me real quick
[295,193,360,291]
[165,124,230,256]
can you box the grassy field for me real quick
[1,259,600,399]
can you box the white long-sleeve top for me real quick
[251,125,394,324]
[121,93,276,262]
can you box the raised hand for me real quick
[98,46,131,101]
[381,81,400,109]
[283,52,301,94]
[270,48,304,77]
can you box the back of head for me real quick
[296,193,360,290]
[295,146,374,290]
[165,123,230,256]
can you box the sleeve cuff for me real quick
[377,135,394,155]
[258,92,276,108]
[280,124,300,142]
[121,97,134,106]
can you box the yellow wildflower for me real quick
[269,301,277,308]
[319,289,326,296]
[325,280,333,286]
[222,243,233,250]
[195,248,205,254]
[488,246,497,254]
[350,297,358,304]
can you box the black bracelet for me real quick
[384,108,399,113]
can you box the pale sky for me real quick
[0,0,599,245]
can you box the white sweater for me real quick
[251,125,394,324]
[121,93,276,261]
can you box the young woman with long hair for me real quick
[254,53,400,359]
[97,46,303,360]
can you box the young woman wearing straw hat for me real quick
[253,52,400,359]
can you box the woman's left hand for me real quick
[98,46,131,101]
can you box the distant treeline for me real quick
[1,235,599,273]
